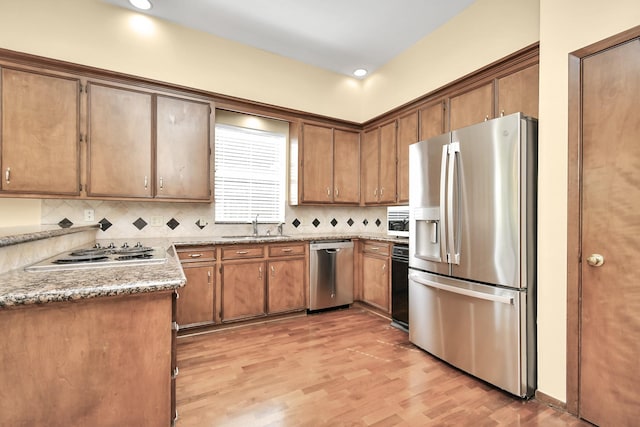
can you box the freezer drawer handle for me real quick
[409,274,514,305]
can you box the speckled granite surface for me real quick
[0,224,100,248]
[0,246,185,307]
[167,233,409,247]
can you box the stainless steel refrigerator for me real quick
[408,112,537,397]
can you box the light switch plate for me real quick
[84,209,95,222]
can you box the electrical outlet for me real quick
[197,218,209,227]
[84,209,95,222]
[150,216,164,227]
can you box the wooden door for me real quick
[449,83,493,130]
[87,83,152,198]
[362,254,389,312]
[301,123,333,203]
[378,120,397,204]
[267,258,306,314]
[497,64,539,118]
[579,38,640,426]
[1,68,80,195]
[333,129,360,203]
[361,128,379,204]
[176,265,214,326]
[221,261,266,322]
[156,95,211,200]
[397,112,418,204]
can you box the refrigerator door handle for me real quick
[439,144,448,262]
[447,142,461,264]
[409,273,514,305]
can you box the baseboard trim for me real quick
[535,390,567,411]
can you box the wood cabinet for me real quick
[175,246,216,327]
[156,95,212,200]
[362,121,397,205]
[267,242,306,314]
[0,67,80,195]
[397,111,419,204]
[300,123,359,204]
[420,100,447,140]
[449,82,494,130]
[87,83,213,201]
[360,241,391,313]
[0,292,174,427]
[87,82,153,198]
[220,242,307,322]
[496,64,539,118]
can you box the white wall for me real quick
[0,199,41,226]
[362,0,540,119]
[535,0,639,402]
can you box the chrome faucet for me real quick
[277,223,284,236]
[252,214,259,236]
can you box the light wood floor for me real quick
[176,308,588,426]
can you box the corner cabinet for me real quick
[0,67,81,195]
[299,122,360,204]
[87,82,213,201]
[362,120,397,205]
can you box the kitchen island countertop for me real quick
[0,245,185,308]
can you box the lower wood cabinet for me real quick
[221,260,266,322]
[360,241,391,313]
[175,246,216,327]
[220,242,308,323]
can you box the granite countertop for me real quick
[0,245,185,308]
[0,224,100,248]
[168,233,409,247]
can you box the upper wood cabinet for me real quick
[1,67,80,195]
[87,82,213,201]
[420,100,447,140]
[497,64,539,118]
[396,111,418,204]
[449,82,494,130]
[362,121,397,205]
[300,123,359,204]
[156,95,212,200]
[87,82,153,198]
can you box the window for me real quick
[214,121,286,223]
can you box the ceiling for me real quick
[102,0,476,77]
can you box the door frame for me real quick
[566,25,640,416]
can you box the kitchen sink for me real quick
[220,234,291,240]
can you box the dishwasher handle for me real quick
[310,240,353,251]
[324,248,341,254]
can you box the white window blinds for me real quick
[214,124,286,223]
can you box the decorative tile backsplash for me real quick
[41,200,387,239]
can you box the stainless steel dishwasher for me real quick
[309,240,354,311]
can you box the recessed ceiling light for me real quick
[353,68,368,78]
[129,0,152,10]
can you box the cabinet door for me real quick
[333,129,360,203]
[497,64,539,118]
[420,100,446,139]
[397,112,418,204]
[156,95,211,200]
[1,68,80,195]
[221,261,266,322]
[361,128,379,204]
[378,121,397,204]
[362,254,390,312]
[301,123,333,203]
[87,83,152,198]
[449,83,493,130]
[267,258,306,314]
[176,265,214,326]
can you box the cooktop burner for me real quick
[25,243,167,272]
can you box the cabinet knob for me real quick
[5,167,10,184]
[188,253,202,258]
[159,177,164,190]
[327,187,331,197]
[258,266,263,279]
[335,187,339,197]
[380,187,384,197]
[500,110,505,117]
[484,115,489,121]
[271,265,276,277]
[144,175,148,189]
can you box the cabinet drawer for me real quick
[177,247,215,263]
[362,241,390,256]
[221,245,264,260]
[268,243,306,257]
